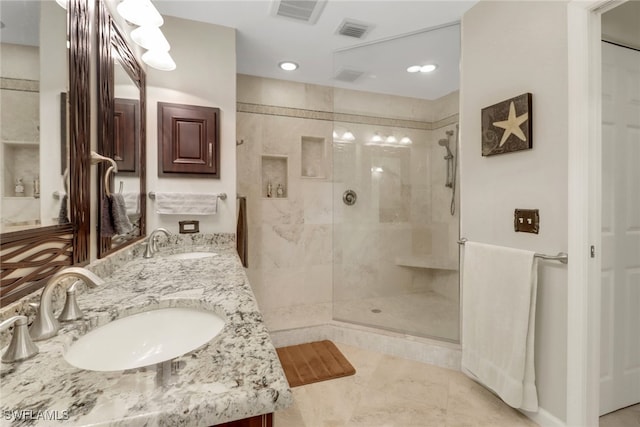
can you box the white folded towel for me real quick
[461,241,539,411]
[154,192,218,215]
[121,192,140,216]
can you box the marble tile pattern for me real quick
[237,75,462,343]
[0,234,293,426]
[275,342,537,427]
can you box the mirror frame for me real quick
[0,0,91,306]
[96,0,146,258]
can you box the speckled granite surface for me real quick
[0,234,292,426]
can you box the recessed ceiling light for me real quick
[279,61,299,71]
[420,64,437,73]
[407,64,438,73]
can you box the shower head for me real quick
[438,138,453,157]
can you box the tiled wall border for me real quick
[1,77,39,93]
[237,102,458,131]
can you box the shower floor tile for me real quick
[333,289,460,342]
[275,342,536,427]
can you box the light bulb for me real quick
[420,64,437,73]
[279,61,299,71]
[117,0,163,27]
[131,26,170,51]
[142,50,176,71]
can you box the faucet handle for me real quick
[58,281,84,322]
[0,316,39,363]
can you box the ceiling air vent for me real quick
[333,68,365,83]
[271,0,327,25]
[336,19,372,39]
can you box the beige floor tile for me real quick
[348,389,447,427]
[275,343,539,427]
[600,404,640,427]
[367,355,451,409]
[292,377,366,427]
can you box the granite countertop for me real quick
[0,235,293,426]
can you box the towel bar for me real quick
[457,238,568,264]
[148,192,227,201]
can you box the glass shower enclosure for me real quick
[332,25,461,342]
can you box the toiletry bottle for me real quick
[15,178,24,197]
[267,182,273,198]
[33,176,40,199]
[276,184,284,198]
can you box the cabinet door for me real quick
[114,98,139,174]
[213,413,273,427]
[158,102,220,177]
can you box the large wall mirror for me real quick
[0,0,90,305]
[96,0,146,258]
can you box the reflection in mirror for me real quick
[0,0,90,305]
[0,1,68,233]
[97,0,146,258]
[111,58,141,244]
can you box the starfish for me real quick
[492,101,528,147]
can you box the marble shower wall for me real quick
[237,75,334,313]
[237,74,459,328]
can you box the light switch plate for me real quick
[514,209,539,234]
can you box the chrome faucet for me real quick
[0,316,38,363]
[29,267,104,341]
[143,227,171,258]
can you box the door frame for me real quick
[566,1,626,425]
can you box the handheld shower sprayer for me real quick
[438,128,458,216]
[438,139,453,159]
[439,137,454,188]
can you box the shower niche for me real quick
[261,155,288,198]
[300,136,326,179]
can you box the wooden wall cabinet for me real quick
[114,98,139,174]
[213,413,272,427]
[158,102,220,177]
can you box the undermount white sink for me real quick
[164,252,218,260]
[64,307,225,372]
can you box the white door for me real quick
[600,41,640,416]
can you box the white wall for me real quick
[39,0,67,226]
[460,0,569,422]
[145,16,236,234]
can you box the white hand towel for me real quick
[154,192,218,215]
[122,192,140,216]
[461,241,539,411]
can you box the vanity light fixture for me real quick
[342,131,355,141]
[371,133,384,143]
[130,26,170,51]
[279,61,299,71]
[117,0,164,27]
[334,129,355,142]
[406,65,421,73]
[385,135,398,144]
[142,49,176,71]
[55,0,68,9]
[400,136,413,145]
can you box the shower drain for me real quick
[371,309,382,314]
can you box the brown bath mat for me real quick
[276,340,356,387]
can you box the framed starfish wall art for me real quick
[481,93,532,156]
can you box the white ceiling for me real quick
[155,0,477,100]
